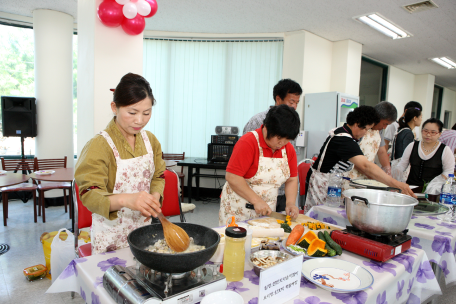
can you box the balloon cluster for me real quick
[97,0,158,35]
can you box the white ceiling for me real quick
[2,0,456,91]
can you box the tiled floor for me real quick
[0,197,455,303]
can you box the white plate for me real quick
[281,238,334,259]
[302,258,374,293]
[34,170,55,175]
[201,290,243,304]
[0,170,6,175]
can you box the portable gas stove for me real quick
[330,226,412,262]
[103,260,227,304]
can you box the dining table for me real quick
[47,224,442,304]
[306,204,456,288]
[0,171,30,252]
[28,168,75,229]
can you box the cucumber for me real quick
[318,231,337,257]
[324,230,342,256]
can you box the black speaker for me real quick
[1,96,37,137]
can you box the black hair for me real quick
[374,101,397,122]
[422,118,443,133]
[404,101,422,112]
[113,73,155,107]
[263,105,300,140]
[273,79,302,103]
[346,106,380,128]
[452,123,456,130]
[398,108,422,130]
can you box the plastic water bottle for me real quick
[439,174,455,221]
[326,171,342,208]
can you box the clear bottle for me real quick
[223,227,246,281]
[439,174,455,221]
[326,170,343,208]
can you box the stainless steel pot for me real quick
[343,189,419,235]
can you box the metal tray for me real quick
[413,201,449,216]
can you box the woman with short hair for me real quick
[395,118,455,190]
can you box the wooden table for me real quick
[28,168,75,228]
[0,172,30,188]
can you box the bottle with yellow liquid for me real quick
[223,227,247,282]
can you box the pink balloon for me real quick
[121,14,146,35]
[144,0,158,18]
[98,0,124,27]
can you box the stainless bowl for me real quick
[343,189,418,235]
[249,250,292,276]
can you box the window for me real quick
[431,85,443,119]
[443,110,452,129]
[0,24,78,156]
[143,39,283,157]
[359,57,388,106]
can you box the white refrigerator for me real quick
[303,91,359,158]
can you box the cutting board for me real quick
[247,214,342,233]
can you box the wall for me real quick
[386,66,415,114]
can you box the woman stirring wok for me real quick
[219,105,300,225]
[75,73,165,254]
[304,106,415,213]
[395,118,455,191]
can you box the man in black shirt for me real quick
[304,106,415,212]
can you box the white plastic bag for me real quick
[50,228,74,283]
[425,175,446,195]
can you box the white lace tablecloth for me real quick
[306,205,456,287]
[47,244,441,303]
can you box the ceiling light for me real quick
[355,13,411,39]
[430,57,456,69]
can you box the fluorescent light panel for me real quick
[357,14,410,39]
[431,57,456,69]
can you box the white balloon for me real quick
[136,0,151,16]
[115,0,129,5]
[123,3,138,19]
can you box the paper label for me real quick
[327,187,342,197]
[258,255,303,304]
[395,245,402,255]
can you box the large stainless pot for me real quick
[343,189,418,235]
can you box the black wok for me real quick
[128,223,220,273]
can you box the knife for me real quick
[245,203,287,221]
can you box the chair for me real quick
[72,181,92,258]
[162,169,187,222]
[162,152,185,202]
[34,156,72,223]
[0,158,38,226]
[297,158,315,213]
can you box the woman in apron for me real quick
[75,73,166,254]
[343,101,398,191]
[305,106,415,213]
[219,105,300,225]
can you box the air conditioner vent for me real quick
[403,0,439,13]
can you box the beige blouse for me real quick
[75,118,166,220]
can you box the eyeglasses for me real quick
[422,129,440,136]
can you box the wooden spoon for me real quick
[157,213,190,252]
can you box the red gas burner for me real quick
[330,226,412,262]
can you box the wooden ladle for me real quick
[157,212,190,252]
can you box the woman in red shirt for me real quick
[219,105,300,225]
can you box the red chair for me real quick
[161,169,186,222]
[162,153,185,202]
[297,158,315,213]
[72,181,92,258]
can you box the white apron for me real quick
[342,129,381,192]
[304,129,353,213]
[91,130,155,254]
[218,131,290,226]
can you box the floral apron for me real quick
[342,129,381,192]
[218,131,290,226]
[91,130,155,254]
[304,129,353,213]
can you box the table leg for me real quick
[196,167,200,200]
[187,166,193,205]
[428,262,442,304]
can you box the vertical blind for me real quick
[143,38,283,157]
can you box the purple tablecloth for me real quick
[307,205,456,286]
